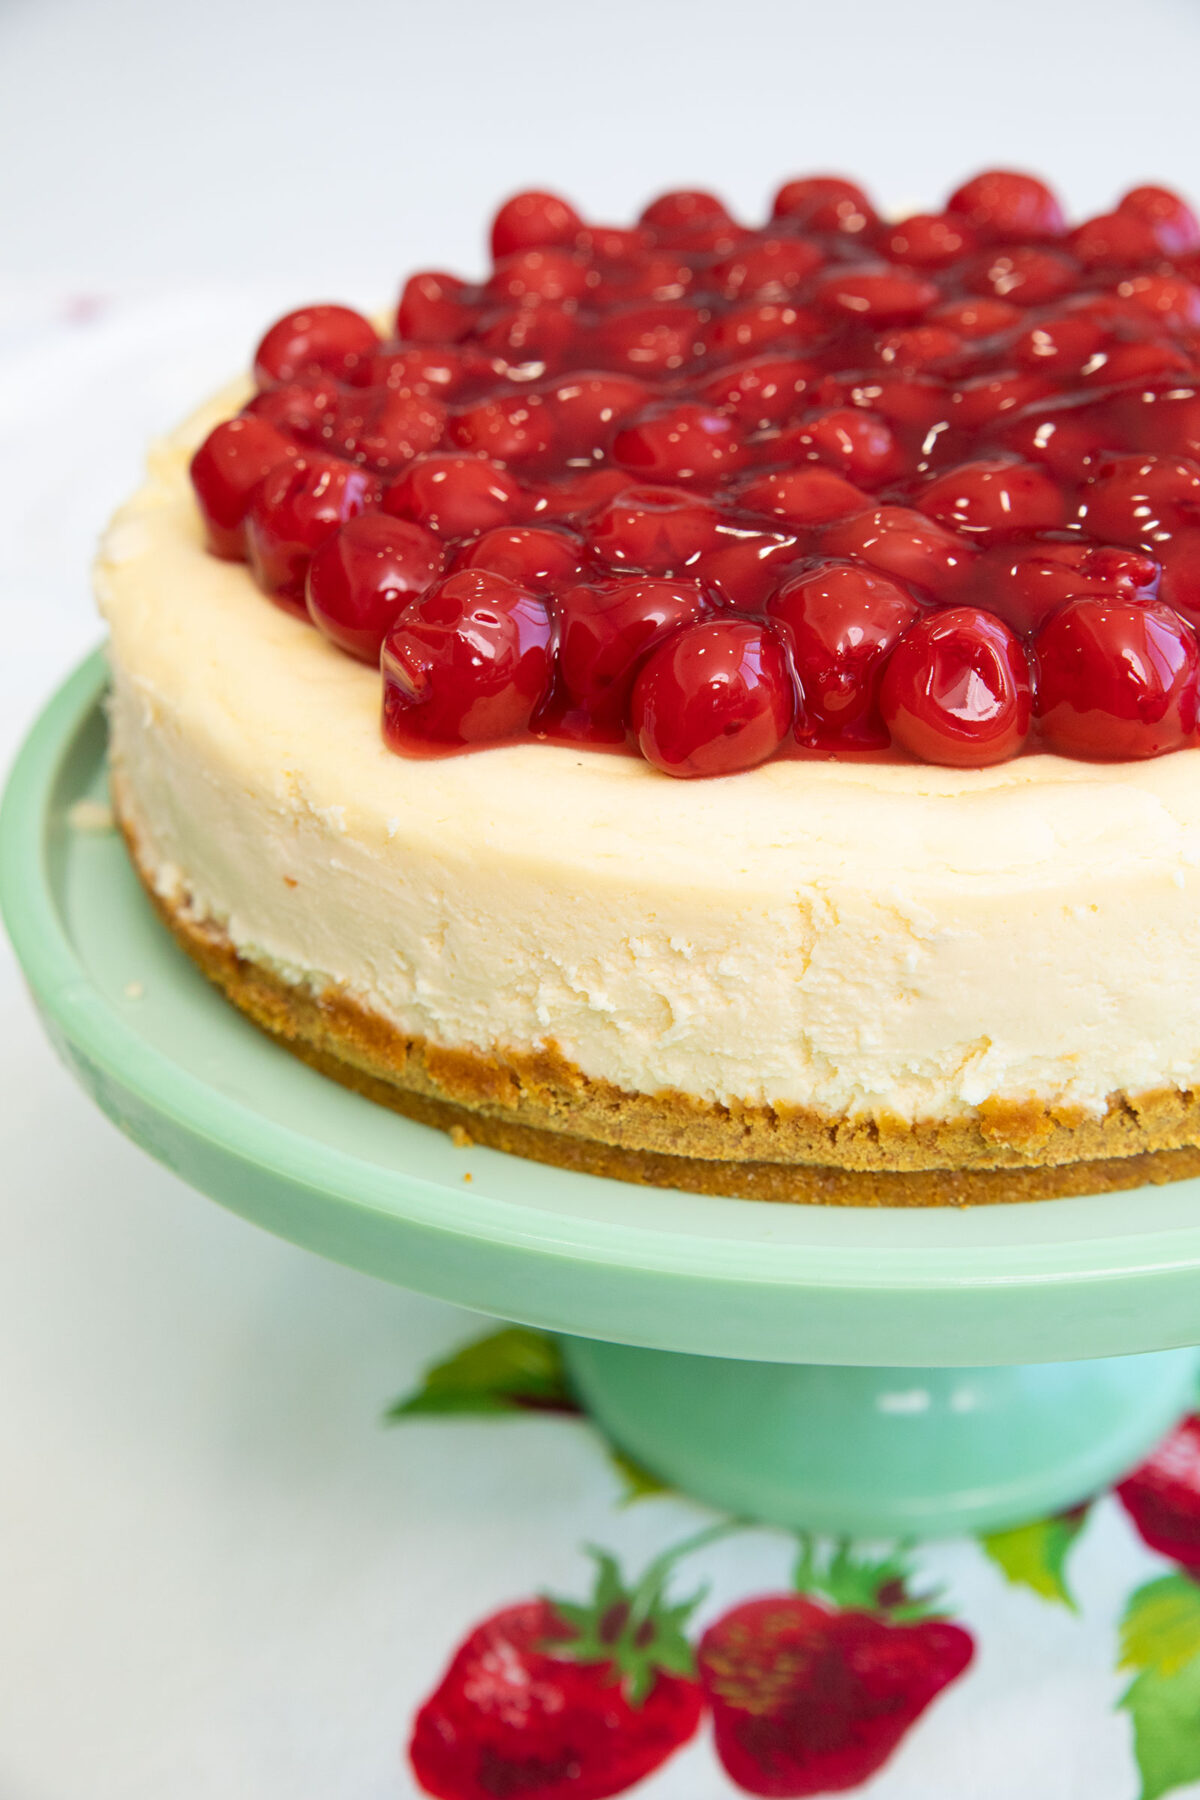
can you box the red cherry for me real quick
[709,237,824,298]
[556,577,714,730]
[244,455,382,613]
[450,391,556,465]
[1069,212,1163,270]
[306,514,443,662]
[767,561,924,748]
[594,303,708,375]
[1080,453,1200,547]
[451,525,590,589]
[1113,273,1200,329]
[631,618,794,777]
[880,213,978,268]
[821,504,975,602]
[531,467,634,524]
[1034,597,1200,758]
[242,373,339,445]
[968,541,1160,636]
[964,246,1078,308]
[927,296,1023,339]
[612,403,747,483]
[543,372,649,459]
[831,372,951,432]
[704,301,826,361]
[586,484,724,573]
[591,250,694,305]
[919,458,1066,538]
[950,372,1055,430]
[688,534,802,611]
[815,267,940,326]
[381,569,554,752]
[486,247,591,306]
[1118,185,1200,255]
[574,224,654,261]
[771,176,876,235]
[697,355,820,427]
[738,465,869,525]
[369,343,492,397]
[1012,313,1108,376]
[396,272,477,343]
[329,387,446,474]
[253,305,379,389]
[880,608,1032,766]
[190,416,296,558]
[639,189,733,236]
[946,170,1066,241]
[877,326,964,371]
[470,302,577,375]
[775,407,903,487]
[382,453,524,539]
[490,190,584,260]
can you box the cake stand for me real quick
[6,651,1200,1539]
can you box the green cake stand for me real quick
[6,650,1200,1538]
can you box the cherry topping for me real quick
[631,619,794,777]
[306,514,443,662]
[768,563,924,748]
[612,403,747,483]
[190,416,295,558]
[918,458,1067,538]
[880,213,978,268]
[880,608,1032,766]
[244,456,382,613]
[330,387,446,474]
[738,466,868,526]
[487,248,591,306]
[490,191,583,260]
[556,577,713,732]
[945,170,1065,241]
[382,454,524,539]
[586,485,723,574]
[1035,598,1200,759]
[816,267,940,325]
[821,505,975,602]
[253,305,380,389]
[1080,453,1200,548]
[452,525,590,589]
[1119,185,1200,255]
[397,273,477,343]
[639,190,733,235]
[771,176,876,235]
[381,570,554,752]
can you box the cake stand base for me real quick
[562,1339,1200,1536]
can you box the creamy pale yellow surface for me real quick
[95,390,1200,1125]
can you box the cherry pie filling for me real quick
[190,171,1200,776]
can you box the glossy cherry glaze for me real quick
[192,170,1200,774]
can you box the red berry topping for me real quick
[203,169,1200,775]
[190,416,296,558]
[612,403,747,484]
[306,514,443,662]
[244,455,382,613]
[490,190,584,260]
[253,305,380,389]
[946,169,1065,241]
[631,619,794,777]
[381,569,553,752]
[772,175,876,235]
[383,454,524,539]
[879,608,1032,766]
[586,484,723,574]
[1034,598,1200,759]
[918,458,1067,538]
[452,525,590,589]
[557,577,713,732]
[769,562,924,748]
[1119,184,1200,255]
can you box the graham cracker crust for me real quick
[114,797,1200,1206]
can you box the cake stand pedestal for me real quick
[6,652,1200,1538]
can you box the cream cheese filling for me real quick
[96,386,1200,1124]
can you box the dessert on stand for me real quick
[9,168,1200,1534]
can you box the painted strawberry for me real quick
[409,1528,721,1799]
[1117,1413,1200,1568]
[697,1540,973,1795]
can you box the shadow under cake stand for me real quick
[5,650,1200,1538]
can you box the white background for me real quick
[4,1,1200,1795]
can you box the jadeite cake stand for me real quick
[8,650,1200,1538]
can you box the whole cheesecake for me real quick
[98,171,1200,1203]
